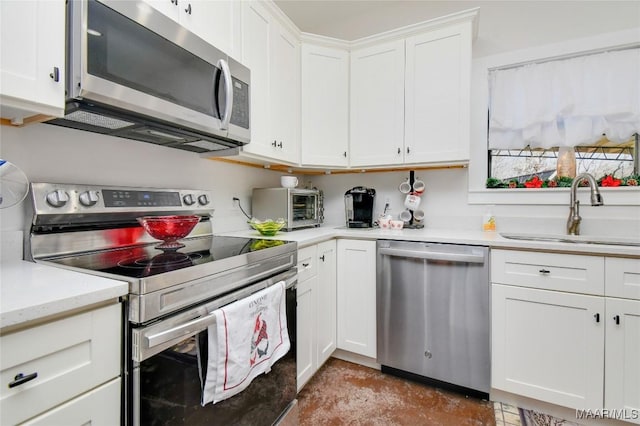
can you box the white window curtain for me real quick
[488,47,640,150]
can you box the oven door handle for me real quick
[146,313,217,349]
[140,269,298,356]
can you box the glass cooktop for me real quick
[46,236,293,279]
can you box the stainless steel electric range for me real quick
[24,183,298,426]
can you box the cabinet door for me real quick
[140,0,181,22]
[316,240,337,367]
[240,1,273,158]
[269,20,300,164]
[404,23,471,164]
[296,275,317,391]
[492,284,604,410]
[336,239,377,358]
[180,1,238,57]
[605,298,640,424]
[350,40,405,167]
[301,44,349,167]
[0,0,65,121]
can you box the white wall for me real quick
[0,123,282,233]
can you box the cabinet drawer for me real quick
[22,378,121,426]
[297,245,318,283]
[1,304,121,425]
[606,257,640,300]
[491,249,604,295]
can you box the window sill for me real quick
[468,186,640,206]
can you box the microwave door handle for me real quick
[217,59,233,130]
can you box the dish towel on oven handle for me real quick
[200,280,290,405]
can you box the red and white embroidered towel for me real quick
[202,281,290,405]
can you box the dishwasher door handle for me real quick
[378,247,485,264]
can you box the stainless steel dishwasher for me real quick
[376,240,490,398]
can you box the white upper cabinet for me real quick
[269,21,300,163]
[240,1,271,158]
[0,0,65,123]
[350,40,405,167]
[301,43,350,167]
[240,1,300,164]
[404,23,472,164]
[142,0,240,57]
[350,13,475,168]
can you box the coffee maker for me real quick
[344,187,376,228]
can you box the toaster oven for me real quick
[252,188,322,231]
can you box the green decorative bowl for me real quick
[249,218,286,236]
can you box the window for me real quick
[487,135,639,188]
[486,47,640,189]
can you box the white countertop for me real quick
[3,225,636,332]
[219,225,640,257]
[1,260,128,332]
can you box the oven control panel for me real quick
[31,183,215,215]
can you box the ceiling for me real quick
[273,1,640,57]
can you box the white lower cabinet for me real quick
[0,303,122,425]
[492,250,640,424]
[21,378,121,426]
[491,284,605,409]
[605,297,640,424]
[296,240,336,390]
[336,239,377,358]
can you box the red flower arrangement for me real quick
[600,175,622,187]
[524,176,544,188]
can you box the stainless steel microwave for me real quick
[47,0,250,155]
[252,188,323,231]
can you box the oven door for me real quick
[127,269,297,426]
[288,192,320,229]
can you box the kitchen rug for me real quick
[519,408,583,426]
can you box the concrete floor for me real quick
[298,358,496,425]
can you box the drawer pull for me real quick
[302,263,310,267]
[8,372,38,388]
[614,315,620,325]
[594,313,600,323]
[539,269,551,274]
[320,255,325,262]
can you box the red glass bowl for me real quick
[137,215,201,251]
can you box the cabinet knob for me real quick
[8,372,38,388]
[319,255,325,262]
[343,151,347,158]
[302,263,310,267]
[397,147,401,155]
[539,269,550,274]
[614,315,620,325]
[594,313,600,323]
[185,3,192,14]
[272,140,277,147]
[171,0,178,4]
[49,67,60,82]
[277,141,283,148]
[406,146,411,154]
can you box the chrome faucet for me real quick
[567,173,604,235]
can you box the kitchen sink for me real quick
[500,233,640,247]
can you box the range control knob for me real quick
[183,194,196,206]
[198,194,210,206]
[79,190,99,207]
[46,190,70,208]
